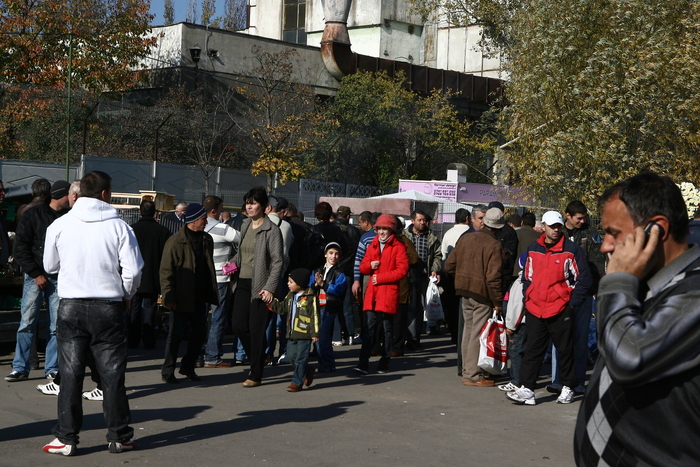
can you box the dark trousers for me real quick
[231,279,270,382]
[358,310,393,370]
[519,307,578,391]
[457,305,464,375]
[393,303,408,353]
[54,350,102,389]
[54,299,132,445]
[441,273,459,345]
[127,293,158,349]
[316,308,336,371]
[287,338,312,386]
[407,276,428,343]
[162,300,207,377]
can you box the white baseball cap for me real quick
[541,211,565,226]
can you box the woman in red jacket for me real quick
[354,214,409,374]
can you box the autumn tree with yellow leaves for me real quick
[233,46,325,192]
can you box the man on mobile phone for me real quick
[574,173,700,465]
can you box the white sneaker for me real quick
[497,382,519,392]
[43,438,76,456]
[506,386,536,405]
[557,385,574,404]
[331,341,343,347]
[36,382,60,395]
[82,388,103,401]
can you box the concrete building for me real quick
[140,22,503,117]
[243,0,503,78]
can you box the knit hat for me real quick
[325,242,342,254]
[375,214,397,232]
[337,206,351,217]
[184,203,206,223]
[50,180,71,199]
[542,211,565,226]
[288,268,310,289]
[483,207,505,229]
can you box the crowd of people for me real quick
[4,171,700,464]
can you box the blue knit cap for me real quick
[184,203,206,223]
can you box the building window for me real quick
[283,0,306,44]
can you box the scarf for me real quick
[378,234,393,253]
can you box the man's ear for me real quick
[649,216,669,241]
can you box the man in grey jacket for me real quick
[575,173,700,465]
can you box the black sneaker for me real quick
[5,371,28,382]
[162,374,179,384]
[353,367,368,375]
[377,366,389,374]
[178,370,201,381]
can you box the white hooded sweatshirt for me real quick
[44,197,144,301]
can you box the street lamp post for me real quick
[65,33,73,180]
[189,46,201,89]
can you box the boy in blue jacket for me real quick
[268,268,320,392]
[309,242,348,372]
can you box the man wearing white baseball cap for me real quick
[506,210,592,405]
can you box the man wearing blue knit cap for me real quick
[160,203,219,384]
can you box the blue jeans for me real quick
[552,296,594,386]
[204,283,231,363]
[265,313,287,358]
[507,324,527,386]
[232,336,247,361]
[54,299,132,445]
[12,274,59,376]
[315,308,336,371]
[287,338,312,386]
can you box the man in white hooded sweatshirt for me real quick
[41,171,144,456]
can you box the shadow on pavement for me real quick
[0,405,212,443]
[135,400,364,450]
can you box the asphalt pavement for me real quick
[0,334,578,466]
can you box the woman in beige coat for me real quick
[231,187,284,387]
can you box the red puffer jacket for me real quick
[359,235,409,314]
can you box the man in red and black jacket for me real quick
[506,210,592,406]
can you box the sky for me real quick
[148,0,228,26]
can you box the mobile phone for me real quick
[643,221,665,245]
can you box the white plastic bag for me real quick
[505,272,525,332]
[477,311,508,375]
[424,277,444,322]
